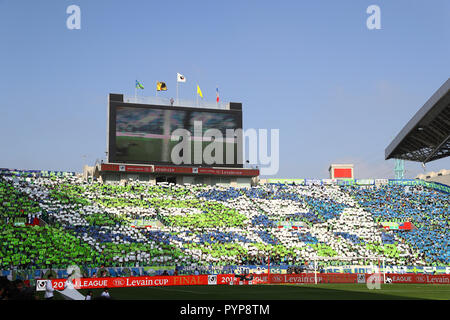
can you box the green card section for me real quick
[0,225,99,269]
[0,178,41,218]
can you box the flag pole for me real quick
[176,80,179,106]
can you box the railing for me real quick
[124,95,230,110]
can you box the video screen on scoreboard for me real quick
[109,104,243,167]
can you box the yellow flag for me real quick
[197,84,203,98]
[157,82,167,91]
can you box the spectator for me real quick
[100,288,110,299]
[85,291,93,300]
[44,274,55,300]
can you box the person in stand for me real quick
[44,274,55,300]
[100,287,110,299]
[85,291,93,300]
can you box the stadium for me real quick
[1,2,449,311]
[1,78,449,304]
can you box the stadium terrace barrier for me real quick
[36,273,450,291]
[0,168,76,177]
[266,178,450,193]
[5,265,450,281]
[2,168,447,191]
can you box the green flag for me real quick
[136,80,144,89]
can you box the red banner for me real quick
[45,273,450,291]
[153,166,193,174]
[154,166,259,176]
[219,273,450,285]
[100,164,153,173]
[101,163,259,176]
[49,275,209,290]
[382,274,450,284]
[197,168,259,176]
[216,274,269,285]
[334,168,352,178]
[266,274,358,284]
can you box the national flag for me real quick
[216,87,219,103]
[197,85,203,98]
[136,80,144,89]
[157,82,167,91]
[177,73,186,83]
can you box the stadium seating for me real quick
[0,173,448,273]
[343,185,449,266]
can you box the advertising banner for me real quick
[336,179,356,186]
[197,168,259,176]
[130,219,160,228]
[208,275,217,285]
[374,274,450,284]
[266,274,358,284]
[0,169,75,177]
[357,274,366,284]
[305,179,322,186]
[322,179,337,185]
[37,275,210,291]
[36,273,450,291]
[101,164,153,173]
[356,179,375,185]
[381,222,400,230]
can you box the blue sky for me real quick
[0,0,448,178]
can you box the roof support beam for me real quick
[423,134,450,164]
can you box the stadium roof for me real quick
[385,78,450,163]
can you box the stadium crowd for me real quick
[0,173,448,279]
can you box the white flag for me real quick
[177,73,186,83]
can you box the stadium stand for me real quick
[0,172,448,278]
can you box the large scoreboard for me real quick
[107,94,243,168]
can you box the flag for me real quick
[136,80,144,89]
[177,73,186,83]
[197,84,203,98]
[216,87,219,103]
[157,82,167,91]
